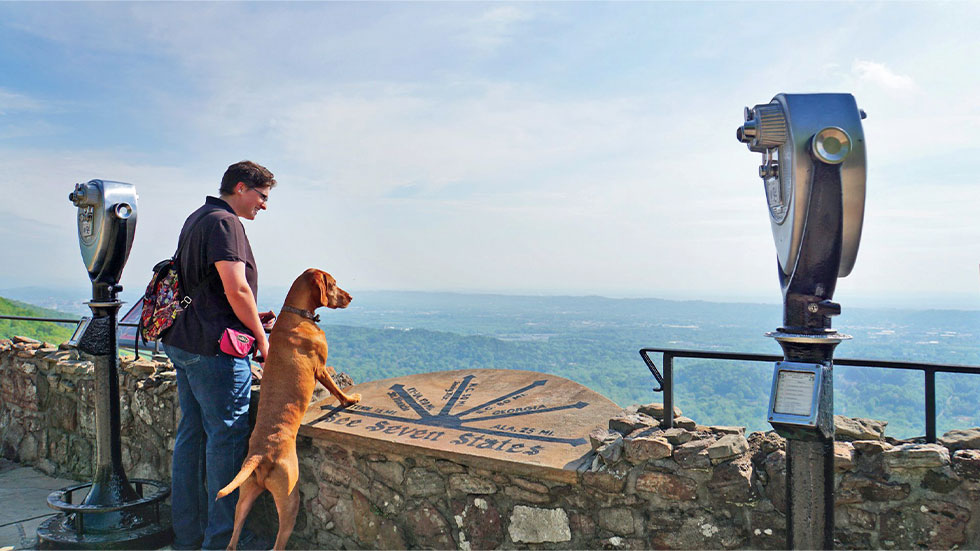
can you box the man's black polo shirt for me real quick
[162,196,258,356]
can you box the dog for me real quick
[217,268,361,550]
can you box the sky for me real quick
[0,1,978,310]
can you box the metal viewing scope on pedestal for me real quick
[738,94,866,330]
[737,93,867,550]
[37,180,172,549]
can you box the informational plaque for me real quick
[68,317,92,347]
[767,361,823,428]
[773,370,816,416]
[301,369,623,481]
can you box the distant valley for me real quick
[2,289,978,438]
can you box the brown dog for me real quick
[217,268,361,550]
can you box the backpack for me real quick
[137,218,216,351]
[138,258,190,343]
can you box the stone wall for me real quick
[2,336,980,549]
[0,336,176,481]
[290,410,980,550]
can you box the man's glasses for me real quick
[249,187,269,203]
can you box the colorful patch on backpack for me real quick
[140,263,184,342]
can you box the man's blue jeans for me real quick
[166,345,252,550]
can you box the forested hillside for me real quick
[3,289,978,440]
[0,296,75,343]
[319,292,980,438]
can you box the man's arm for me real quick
[215,260,269,360]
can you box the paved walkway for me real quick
[0,459,76,551]
[0,460,177,550]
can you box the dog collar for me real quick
[281,305,320,323]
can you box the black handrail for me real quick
[1,314,154,354]
[0,314,271,356]
[640,347,980,444]
[0,314,138,327]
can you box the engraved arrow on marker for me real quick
[388,384,433,418]
[438,374,475,416]
[462,401,589,423]
[453,379,547,417]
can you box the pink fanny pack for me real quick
[219,328,255,358]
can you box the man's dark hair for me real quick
[219,160,277,195]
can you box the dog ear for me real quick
[318,271,333,308]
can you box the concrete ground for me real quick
[0,459,178,551]
[0,459,76,551]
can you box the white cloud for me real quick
[852,59,918,94]
[264,85,661,197]
[464,5,533,52]
[0,88,44,115]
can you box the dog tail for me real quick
[216,455,262,500]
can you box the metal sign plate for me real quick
[767,361,823,427]
[68,317,92,347]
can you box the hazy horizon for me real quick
[2,282,977,316]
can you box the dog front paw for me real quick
[340,393,361,407]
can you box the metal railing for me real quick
[0,315,88,324]
[2,311,275,357]
[0,314,161,354]
[640,347,980,443]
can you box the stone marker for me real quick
[302,369,622,481]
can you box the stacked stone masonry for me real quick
[2,337,979,549]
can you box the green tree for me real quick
[0,296,76,343]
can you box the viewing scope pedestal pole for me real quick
[737,94,868,550]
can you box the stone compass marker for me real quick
[301,369,622,481]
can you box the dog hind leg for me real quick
[266,461,301,550]
[226,476,264,551]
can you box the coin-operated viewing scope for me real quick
[68,180,138,300]
[41,181,172,548]
[738,93,866,332]
[737,94,868,550]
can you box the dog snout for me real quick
[326,282,352,309]
[336,288,352,308]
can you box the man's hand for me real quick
[259,310,276,331]
[255,334,270,363]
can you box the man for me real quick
[162,160,276,549]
